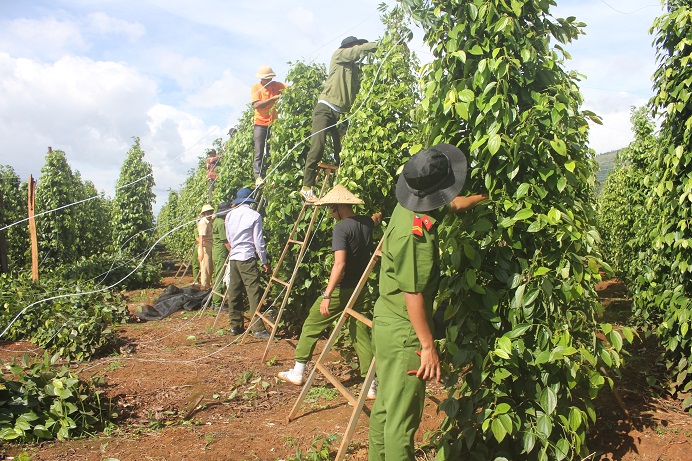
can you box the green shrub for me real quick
[0,272,129,362]
[55,254,161,290]
[0,353,114,442]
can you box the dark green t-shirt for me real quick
[374,203,440,321]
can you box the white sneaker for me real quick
[278,369,304,386]
[300,188,318,203]
[366,380,377,400]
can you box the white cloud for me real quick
[86,12,145,41]
[152,50,207,90]
[586,110,634,154]
[0,17,86,60]
[185,70,248,109]
[0,52,209,203]
[287,7,316,32]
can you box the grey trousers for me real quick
[253,125,270,179]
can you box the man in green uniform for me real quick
[300,36,377,202]
[368,144,487,461]
[277,185,381,399]
[211,201,232,308]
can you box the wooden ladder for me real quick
[287,237,383,461]
[240,163,338,362]
[175,243,196,280]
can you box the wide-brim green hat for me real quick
[396,144,468,213]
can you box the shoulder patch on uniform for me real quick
[422,214,433,231]
[412,215,423,236]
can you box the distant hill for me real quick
[595,149,622,189]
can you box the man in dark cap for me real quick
[210,201,232,309]
[224,188,271,338]
[300,36,377,202]
[368,144,487,461]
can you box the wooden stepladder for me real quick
[288,237,383,461]
[175,243,196,279]
[241,163,338,361]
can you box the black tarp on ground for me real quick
[135,285,211,321]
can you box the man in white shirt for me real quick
[224,188,270,338]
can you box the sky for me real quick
[0,0,664,213]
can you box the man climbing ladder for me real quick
[300,37,377,202]
[278,185,381,399]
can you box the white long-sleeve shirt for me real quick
[224,204,268,264]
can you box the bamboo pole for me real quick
[0,190,8,273]
[28,174,38,280]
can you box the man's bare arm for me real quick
[447,193,488,214]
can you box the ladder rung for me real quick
[271,277,289,287]
[287,239,304,245]
[344,309,372,328]
[315,363,358,406]
[211,290,225,297]
[317,163,339,171]
[256,312,276,330]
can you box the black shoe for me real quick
[230,327,245,335]
[252,330,270,339]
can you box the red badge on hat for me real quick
[412,215,423,236]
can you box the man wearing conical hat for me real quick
[278,185,381,399]
[251,65,286,187]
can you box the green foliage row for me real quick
[1,354,113,442]
[0,165,29,270]
[112,137,156,259]
[633,2,692,403]
[596,107,656,284]
[0,272,129,362]
[597,2,692,408]
[156,163,209,263]
[261,60,331,329]
[34,150,113,268]
[54,254,161,291]
[401,0,624,458]
[213,107,256,204]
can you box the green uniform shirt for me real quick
[373,203,441,322]
[212,217,228,256]
[319,42,377,112]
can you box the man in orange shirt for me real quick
[251,65,285,186]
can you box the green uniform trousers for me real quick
[368,315,426,461]
[302,103,342,187]
[211,248,228,306]
[191,249,200,280]
[294,287,373,377]
[227,258,267,333]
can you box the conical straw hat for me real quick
[316,184,364,205]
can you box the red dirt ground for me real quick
[2,276,692,460]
